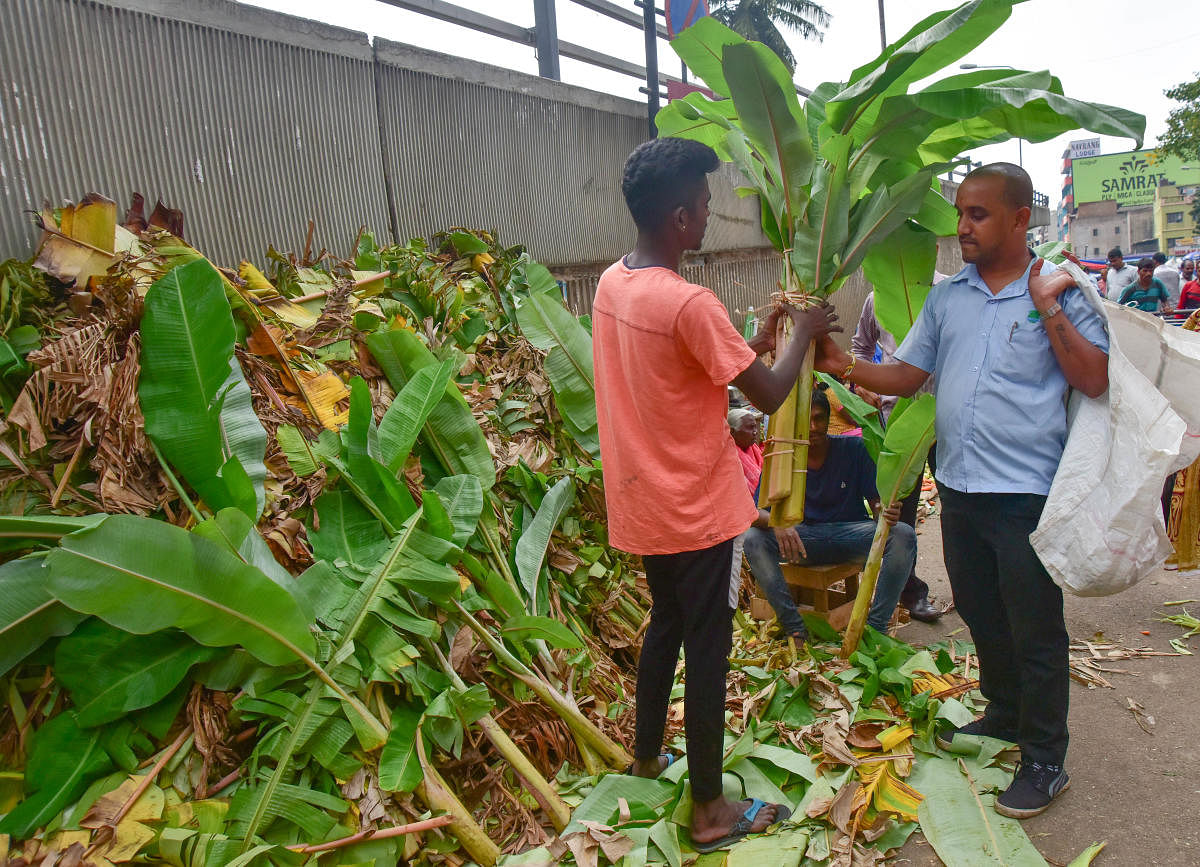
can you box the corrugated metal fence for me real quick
[0,0,777,315]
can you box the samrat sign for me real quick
[1072,149,1200,207]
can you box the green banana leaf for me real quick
[432,475,484,547]
[826,0,1016,133]
[44,514,317,667]
[194,508,298,591]
[310,487,391,575]
[345,376,417,528]
[502,614,584,650]
[54,619,221,727]
[275,424,339,477]
[876,394,936,503]
[722,41,812,228]
[0,713,112,838]
[378,358,455,474]
[379,703,424,792]
[668,15,746,98]
[512,263,600,457]
[655,92,741,158]
[139,259,266,520]
[0,512,105,553]
[909,753,1046,865]
[0,554,86,676]
[814,373,883,460]
[862,221,938,343]
[367,328,496,490]
[829,170,932,289]
[514,476,574,614]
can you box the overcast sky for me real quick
[237,0,1199,205]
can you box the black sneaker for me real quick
[935,717,1020,759]
[994,761,1070,818]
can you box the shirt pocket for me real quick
[994,318,1051,385]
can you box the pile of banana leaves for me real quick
[0,196,1096,867]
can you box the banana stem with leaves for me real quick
[426,641,572,831]
[840,511,891,656]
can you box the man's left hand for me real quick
[881,502,901,527]
[1029,257,1076,311]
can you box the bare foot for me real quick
[628,755,672,778]
[691,796,780,845]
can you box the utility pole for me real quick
[640,0,660,138]
[877,0,887,51]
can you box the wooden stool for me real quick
[747,561,864,631]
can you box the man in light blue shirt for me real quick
[817,163,1109,820]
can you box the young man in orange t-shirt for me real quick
[593,138,839,852]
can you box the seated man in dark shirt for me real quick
[743,388,915,641]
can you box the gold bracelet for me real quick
[841,355,856,380]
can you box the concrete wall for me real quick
[0,0,767,274]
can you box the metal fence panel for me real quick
[0,0,390,264]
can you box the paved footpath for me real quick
[895,511,1200,867]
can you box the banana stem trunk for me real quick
[780,341,815,526]
[841,512,891,657]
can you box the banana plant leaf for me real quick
[877,394,936,503]
[502,614,584,650]
[908,753,1046,865]
[432,475,484,547]
[721,42,812,229]
[863,221,938,344]
[826,0,1017,133]
[378,358,455,474]
[310,487,391,575]
[139,259,266,520]
[367,328,496,490]
[514,476,574,614]
[814,373,883,460]
[344,376,417,529]
[54,619,221,727]
[0,554,86,676]
[0,512,105,553]
[43,515,317,667]
[0,713,112,838]
[379,703,424,792]
[512,263,600,457]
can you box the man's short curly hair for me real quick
[621,137,719,231]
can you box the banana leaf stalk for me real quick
[416,730,501,867]
[427,641,572,831]
[759,317,797,511]
[839,511,891,657]
[840,395,937,657]
[452,600,632,770]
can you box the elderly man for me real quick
[817,163,1109,819]
[728,407,764,495]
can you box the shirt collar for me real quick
[950,253,1040,300]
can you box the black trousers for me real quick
[938,484,1069,764]
[898,444,936,605]
[637,538,735,802]
[936,485,1070,763]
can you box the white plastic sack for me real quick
[1030,262,1200,596]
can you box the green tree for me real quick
[709,0,831,70]
[1158,74,1200,222]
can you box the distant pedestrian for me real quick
[1118,258,1173,312]
[1179,261,1200,310]
[1152,252,1181,306]
[1105,248,1138,300]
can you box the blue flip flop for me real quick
[624,752,676,777]
[691,798,793,854]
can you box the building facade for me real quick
[1153,184,1199,256]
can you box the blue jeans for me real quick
[743,520,916,635]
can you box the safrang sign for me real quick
[1072,149,1197,207]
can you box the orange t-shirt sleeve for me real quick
[675,291,757,385]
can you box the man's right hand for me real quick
[774,525,807,562]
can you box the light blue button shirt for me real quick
[894,256,1109,495]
